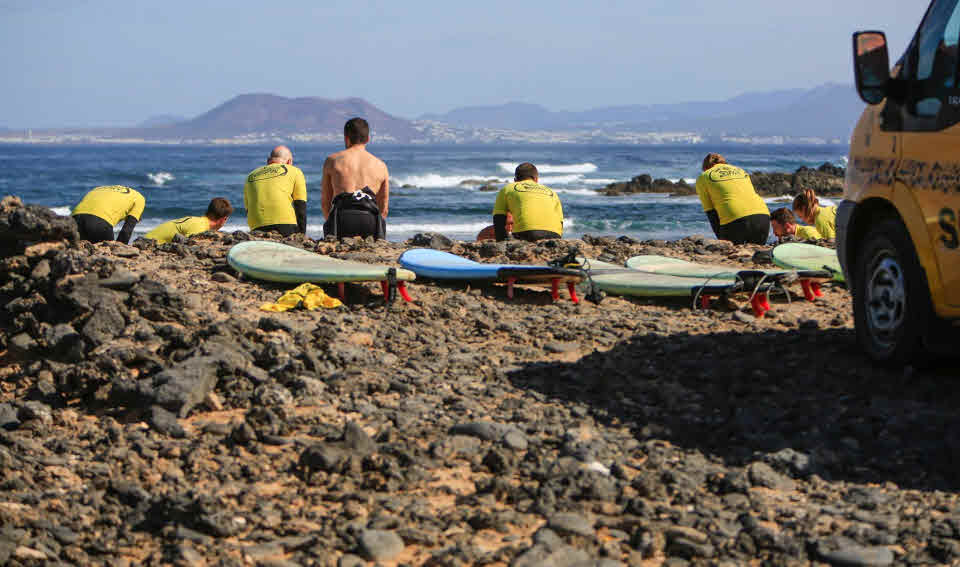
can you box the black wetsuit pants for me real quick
[252,224,300,237]
[718,214,770,245]
[323,211,385,239]
[73,214,114,243]
[513,230,561,242]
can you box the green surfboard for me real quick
[227,241,416,284]
[771,243,844,282]
[626,255,831,281]
[579,258,742,297]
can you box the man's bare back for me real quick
[321,146,390,219]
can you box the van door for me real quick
[891,0,960,306]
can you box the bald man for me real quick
[321,118,389,240]
[243,145,308,236]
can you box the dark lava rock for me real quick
[151,355,220,417]
[358,529,404,561]
[747,461,796,491]
[147,405,186,438]
[815,537,895,566]
[547,512,594,537]
[343,421,377,456]
[0,196,78,255]
[410,232,454,250]
[0,403,20,430]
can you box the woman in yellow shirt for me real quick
[695,154,770,244]
[792,189,837,239]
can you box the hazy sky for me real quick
[1,0,927,128]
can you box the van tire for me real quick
[852,216,930,364]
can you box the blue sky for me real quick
[0,0,927,128]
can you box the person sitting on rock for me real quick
[244,145,307,237]
[695,153,770,245]
[321,117,389,240]
[492,163,563,242]
[143,198,234,243]
[477,212,513,241]
[770,207,822,242]
[72,185,147,244]
[792,188,837,240]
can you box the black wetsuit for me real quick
[323,187,386,240]
[252,224,300,237]
[513,230,561,242]
[73,214,114,243]
[716,213,770,245]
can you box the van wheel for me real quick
[852,216,929,364]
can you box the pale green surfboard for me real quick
[227,241,416,284]
[579,258,741,297]
[626,255,831,281]
[772,243,844,282]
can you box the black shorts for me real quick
[718,214,770,245]
[73,214,114,243]
[513,230,561,242]
[323,211,386,240]
[252,224,300,237]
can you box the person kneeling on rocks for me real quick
[695,153,770,245]
[143,198,234,243]
[72,185,147,244]
[492,163,563,242]
[770,207,822,242]
[792,188,837,240]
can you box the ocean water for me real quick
[0,143,847,242]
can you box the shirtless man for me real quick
[321,118,390,240]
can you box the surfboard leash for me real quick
[548,249,604,304]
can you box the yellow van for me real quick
[842,1,960,363]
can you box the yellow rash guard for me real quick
[492,180,563,235]
[144,216,211,243]
[795,224,822,240]
[243,164,307,230]
[814,205,837,239]
[72,186,146,225]
[695,164,769,225]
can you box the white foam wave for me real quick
[497,162,598,174]
[554,188,601,196]
[668,178,697,185]
[539,174,586,185]
[51,206,71,216]
[393,174,506,188]
[147,171,175,186]
[388,221,491,234]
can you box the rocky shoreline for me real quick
[0,195,958,566]
[598,163,845,198]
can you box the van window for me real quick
[909,0,960,118]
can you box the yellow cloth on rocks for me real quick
[260,283,342,312]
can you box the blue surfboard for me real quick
[398,249,583,283]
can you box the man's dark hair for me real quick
[514,162,538,182]
[770,207,796,225]
[344,117,370,144]
[206,197,234,219]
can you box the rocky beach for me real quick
[1,195,958,567]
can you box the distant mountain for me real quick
[421,102,561,130]
[421,84,859,139]
[169,94,417,140]
[137,114,188,128]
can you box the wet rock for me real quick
[358,529,404,561]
